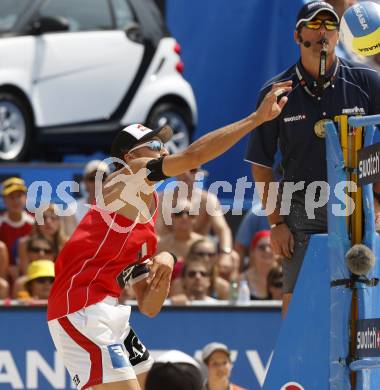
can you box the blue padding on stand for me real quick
[356,124,380,389]
[263,234,330,390]
[326,121,352,390]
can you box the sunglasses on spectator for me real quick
[193,251,217,257]
[303,19,338,31]
[173,210,194,217]
[270,281,283,289]
[186,270,209,278]
[129,139,165,153]
[189,168,200,174]
[34,277,54,284]
[29,246,53,254]
[256,244,271,251]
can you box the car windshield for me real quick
[0,0,31,33]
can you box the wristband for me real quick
[168,252,178,265]
[270,221,285,229]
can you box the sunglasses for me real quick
[29,246,53,254]
[193,251,217,257]
[186,270,209,278]
[304,19,338,31]
[34,277,54,284]
[173,210,194,217]
[129,139,164,153]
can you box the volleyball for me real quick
[340,1,380,56]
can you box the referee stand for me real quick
[262,115,380,390]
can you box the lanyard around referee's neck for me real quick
[295,58,339,99]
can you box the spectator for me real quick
[171,259,217,304]
[267,264,284,300]
[18,235,56,275]
[0,241,9,298]
[146,350,203,390]
[202,342,247,390]
[170,238,230,299]
[24,260,55,300]
[234,204,269,270]
[0,177,34,281]
[63,160,111,236]
[188,237,230,299]
[157,199,204,260]
[18,204,68,263]
[156,167,233,256]
[239,231,277,300]
[13,236,56,298]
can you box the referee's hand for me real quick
[146,252,175,290]
[270,223,294,259]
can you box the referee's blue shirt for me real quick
[245,57,380,184]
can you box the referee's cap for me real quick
[296,1,340,29]
[111,124,173,160]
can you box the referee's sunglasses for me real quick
[303,19,338,31]
[129,139,165,153]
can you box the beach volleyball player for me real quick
[46,81,291,390]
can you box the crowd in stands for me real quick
[146,342,247,390]
[0,160,284,304]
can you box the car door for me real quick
[32,0,144,127]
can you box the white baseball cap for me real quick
[156,350,201,369]
[201,342,230,363]
[111,123,173,160]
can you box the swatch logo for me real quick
[280,383,305,390]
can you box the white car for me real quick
[0,0,197,161]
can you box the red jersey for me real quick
[0,211,34,265]
[47,196,158,321]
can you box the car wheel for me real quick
[0,93,31,161]
[146,103,192,153]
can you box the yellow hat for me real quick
[26,260,55,283]
[2,177,27,196]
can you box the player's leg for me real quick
[48,299,140,389]
[123,327,154,390]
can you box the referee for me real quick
[245,1,380,317]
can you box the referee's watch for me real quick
[270,221,285,229]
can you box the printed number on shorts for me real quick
[123,328,150,366]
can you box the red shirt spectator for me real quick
[0,177,33,266]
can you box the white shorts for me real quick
[48,297,154,389]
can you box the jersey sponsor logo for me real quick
[342,106,365,115]
[117,243,149,288]
[117,264,136,289]
[107,344,130,369]
[280,382,304,390]
[283,114,306,123]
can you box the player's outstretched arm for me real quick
[162,80,292,177]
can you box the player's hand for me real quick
[254,81,292,124]
[270,223,294,259]
[146,252,175,290]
